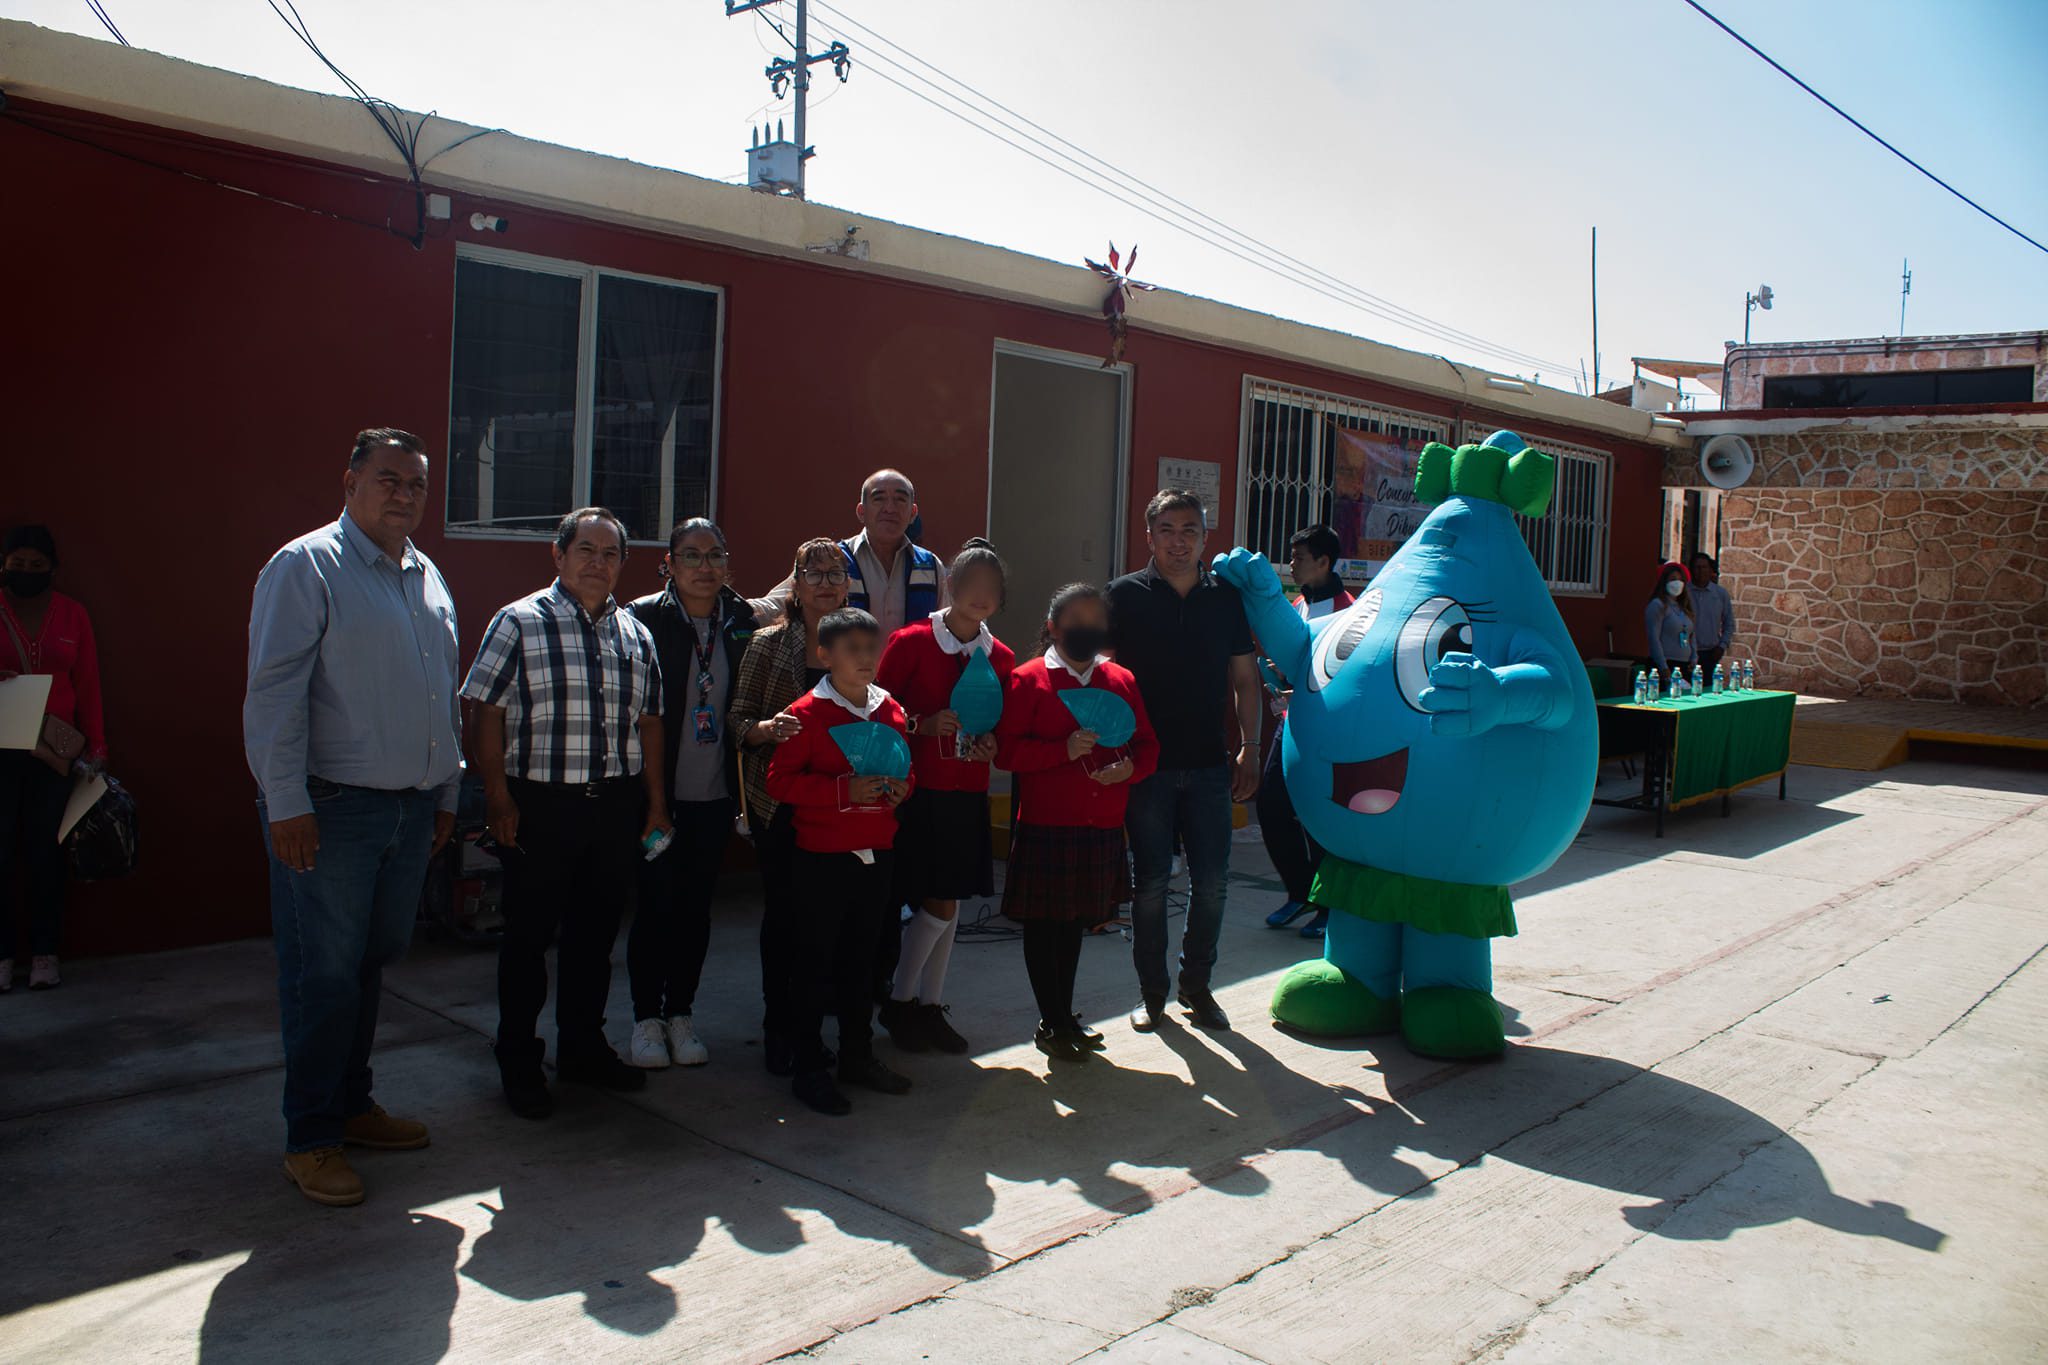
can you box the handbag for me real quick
[0,609,84,776]
[65,773,138,881]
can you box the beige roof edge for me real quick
[0,19,1680,450]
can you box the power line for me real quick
[1679,0,2047,258]
[808,0,1576,377]
[84,0,128,45]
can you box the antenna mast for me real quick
[1899,258,1912,336]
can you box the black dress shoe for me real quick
[1035,1023,1092,1062]
[1176,986,1231,1031]
[793,1069,851,1116]
[494,1039,554,1120]
[878,998,931,1053]
[764,1033,798,1077]
[1129,996,1167,1033]
[557,1048,648,1091]
[919,1003,970,1055]
[1071,1014,1108,1050]
[838,1054,913,1095]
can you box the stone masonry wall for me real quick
[1717,488,2048,706]
[1663,420,2048,490]
[1723,333,2047,409]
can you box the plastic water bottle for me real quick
[1743,660,1756,691]
[1633,669,1648,704]
[1692,663,1706,695]
[1711,663,1725,694]
[1672,668,1688,700]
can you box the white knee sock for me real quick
[892,909,952,1002]
[918,913,958,1005]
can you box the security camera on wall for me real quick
[1698,434,1756,489]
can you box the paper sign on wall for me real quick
[1156,458,1222,529]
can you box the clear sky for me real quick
[12,0,2046,394]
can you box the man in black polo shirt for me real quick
[1108,489,1262,1031]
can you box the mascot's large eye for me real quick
[1395,597,1475,710]
[1307,590,1381,691]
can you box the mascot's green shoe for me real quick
[1399,987,1505,1059]
[1270,959,1400,1037]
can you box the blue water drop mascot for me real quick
[1212,430,1597,1058]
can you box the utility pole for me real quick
[1899,258,1912,336]
[1589,226,1599,394]
[727,0,850,200]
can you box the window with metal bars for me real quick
[1460,421,1611,595]
[1236,379,1448,582]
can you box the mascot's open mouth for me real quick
[1331,748,1408,815]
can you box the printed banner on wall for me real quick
[1330,429,1427,575]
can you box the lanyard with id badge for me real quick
[690,616,721,747]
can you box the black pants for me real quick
[1254,721,1324,905]
[628,797,735,1021]
[1699,646,1726,675]
[1021,920,1085,1028]
[497,776,642,1059]
[789,847,893,1073]
[753,807,800,1040]
[0,752,69,958]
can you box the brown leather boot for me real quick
[343,1104,430,1150]
[283,1146,365,1207]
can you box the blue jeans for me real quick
[261,781,436,1152]
[1125,764,1233,999]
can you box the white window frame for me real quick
[1461,420,1611,596]
[445,243,726,545]
[1235,377,1450,582]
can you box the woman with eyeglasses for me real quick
[623,518,760,1070]
[729,537,851,1076]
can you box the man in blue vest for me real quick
[753,469,947,636]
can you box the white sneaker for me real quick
[627,1018,672,1069]
[665,1015,709,1067]
[28,955,58,990]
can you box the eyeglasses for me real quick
[799,568,850,586]
[673,549,730,569]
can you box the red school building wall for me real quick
[5,104,1660,953]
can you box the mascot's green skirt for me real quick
[1270,858,1516,1059]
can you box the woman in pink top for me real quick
[0,525,107,991]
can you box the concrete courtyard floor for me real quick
[3,757,2047,1363]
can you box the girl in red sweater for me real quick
[994,583,1158,1061]
[765,607,916,1116]
[874,538,1016,1056]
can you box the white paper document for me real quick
[0,675,54,749]
[60,772,108,843]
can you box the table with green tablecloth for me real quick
[1593,690,1795,835]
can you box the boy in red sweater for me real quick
[765,607,916,1115]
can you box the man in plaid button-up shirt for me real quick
[463,507,669,1118]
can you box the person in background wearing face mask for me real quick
[243,429,459,1206]
[0,524,106,994]
[996,582,1158,1060]
[1257,525,1354,941]
[623,518,759,1070]
[1645,561,1699,685]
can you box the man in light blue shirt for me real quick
[1690,552,1737,675]
[244,427,461,1207]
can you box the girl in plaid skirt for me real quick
[994,584,1159,1060]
